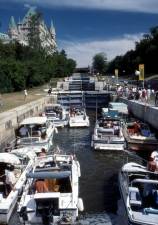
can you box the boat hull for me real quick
[0,160,34,224]
[92,142,124,151]
[127,141,158,152]
[69,121,89,127]
[123,126,158,152]
[0,196,18,224]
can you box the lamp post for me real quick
[135,70,140,89]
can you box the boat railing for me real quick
[17,136,43,145]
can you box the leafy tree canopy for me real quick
[0,41,76,93]
[92,52,107,75]
[106,25,158,77]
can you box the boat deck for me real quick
[131,210,158,225]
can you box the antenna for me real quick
[73,128,76,156]
[95,96,98,122]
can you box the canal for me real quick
[10,110,144,225]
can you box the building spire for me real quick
[9,16,17,30]
[50,19,56,40]
[50,19,56,38]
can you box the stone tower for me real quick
[8,16,18,40]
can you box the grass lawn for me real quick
[0,87,45,112]
[0,78,60,112]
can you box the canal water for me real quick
[10,111,144,225]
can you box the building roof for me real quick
[0,32,11,43]
[0,32,10,40]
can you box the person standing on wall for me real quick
[24,89,28,101]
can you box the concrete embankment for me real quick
[0,96,56,149]
[120,97,158,130]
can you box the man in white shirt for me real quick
[5,165,16,195]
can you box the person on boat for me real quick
[34,179,48,193]
[19,125,28,137]
[5,165,16,196]
[113,122,119,135]
[148,156,157,172]
[133,121,140,135]
[107,121,113,128]
[37,148,46,157]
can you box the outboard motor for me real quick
[19,206,28,221]
[36,198,59,225]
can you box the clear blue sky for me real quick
[1,0,158,66]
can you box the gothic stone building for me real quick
[0,7,57,54]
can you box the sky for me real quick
[1,0,158,67]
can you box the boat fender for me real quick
[76,160,81,177]
[19,206,28,221]
[77,198,84,211]
[55,127,58,134]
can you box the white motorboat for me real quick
[16,117,56,151]
[43,104,68,127]
[119,162,158,225]
[91,116,125,151]
[0,151,35,224]
[68,107,89,127]
[18,154,84,225]
[122,121,158,151]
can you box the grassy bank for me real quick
[0,78,59,112]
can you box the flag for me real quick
[115,69,119,79]
[139,64,144,81]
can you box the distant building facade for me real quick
[0,7,57,54]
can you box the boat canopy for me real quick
[27,171,71,179]
[20,117,47,125]
[11,147,36,160]
[122,162,147,173]
[131,178,158,185]
[0,153,20,164]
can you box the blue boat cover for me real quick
[26,171,71,179]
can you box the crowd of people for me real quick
[116,85,155,104]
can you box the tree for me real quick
[92,53,107,75]
[0,36,77,92]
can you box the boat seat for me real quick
[152,190,158,206]
[128,128,135,135]
[45,179,60,192]
[129,187,142,209]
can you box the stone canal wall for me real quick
[120,98,158,130]
[0,96,57,149]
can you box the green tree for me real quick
[0,36,77,92]
[92,53,107,75]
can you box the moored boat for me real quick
[0,151,35,224]
[68,107,89,127]
[16,117,56,152]
[91,117,124,151]
[119,162,158,225]
[122,121,158,151]
[42,104,68,127]
[18,154,84,225]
